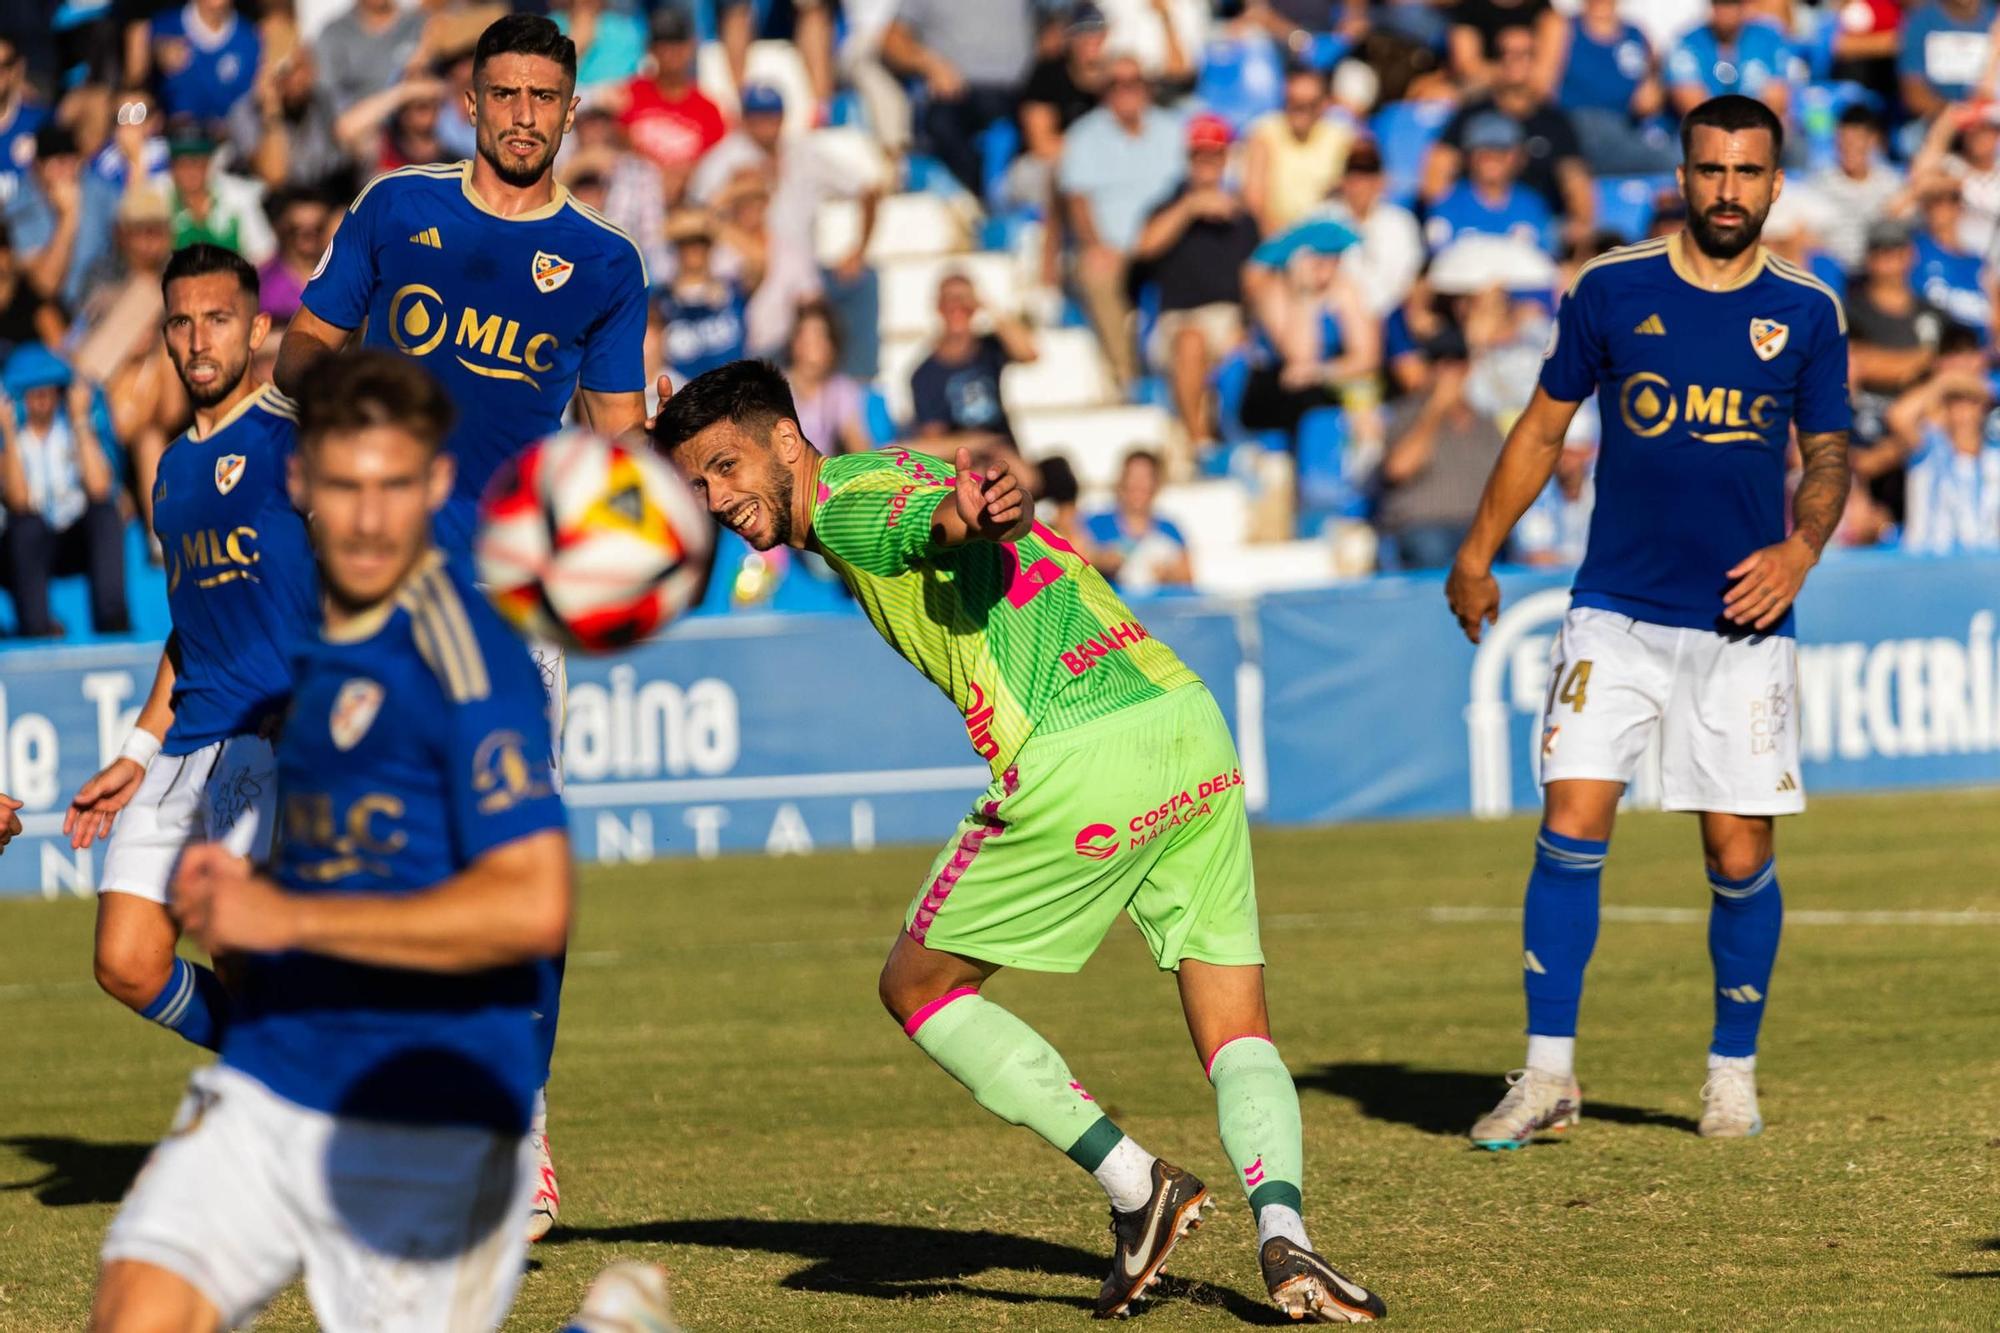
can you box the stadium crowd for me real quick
[1,0,1999,631]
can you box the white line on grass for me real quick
[1424,905,2000,927]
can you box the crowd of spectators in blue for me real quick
[0,0,1998,637]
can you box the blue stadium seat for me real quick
[1211,348,1253,444]
[1296,406,1368,520]
[862,385,897,446]
[1194,37,1284,133]
[1595,175,1658,243]
[1372,99,1455,207]
[0,520,168,646]
[980,118,1021,210]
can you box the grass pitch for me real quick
[4,790,2000,1330]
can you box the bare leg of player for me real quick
[92,894,178,1016]
[91,1259,219,1332]
[1178,962,1385,1322]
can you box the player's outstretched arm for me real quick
[1722,428,1851,631]
[933,445,1033,547]
[1445,388,1581,644]
[65,644,177,849]
[272,306,354,400]
[172,830,573,972]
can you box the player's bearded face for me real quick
[164,275,264,408]
[679,427,796,551]
[1682,128,1779,261]
[473,54,575,189]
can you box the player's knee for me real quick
[93,936,170,1013]
[877,956,924,1024]
[90,1261,212,1333]
[1706,844,1773,885]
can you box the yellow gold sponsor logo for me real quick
[388,283,560,389]
[1618,373,1778,444]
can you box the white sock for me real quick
[1093,1136,1158,1213]
[1525,1035,1576,1078]
[1707,1052,1755,1073]
[532,1085,549,1137]
[1256,1203,1310,1251]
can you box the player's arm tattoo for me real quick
[1791,428,1851,557]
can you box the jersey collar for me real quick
[457,160,570,224]
[1666,231,1768,293]
[322,548,444,643]
[188,382,273,442]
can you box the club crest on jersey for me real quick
[531,251,574,294]
[214,454,247,495]
[1749,318,1789,361]
[330,678,384,751]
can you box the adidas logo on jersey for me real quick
[1634,314,1667,335]
[408,227,443,249]
[1720,984,1764,1003]
[1776,772,1798,793]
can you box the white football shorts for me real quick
[102,1064,533,1332]
[100,735,279,904]
[1538,607,1804,816]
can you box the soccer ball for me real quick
[475,428,714,653]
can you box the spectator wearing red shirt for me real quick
[612,8,727,207]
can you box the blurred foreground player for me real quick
[91,351,571,1331]
[655,361,1387,1324]
[68,245,314,1053]
[274,13,650,1235]
[1446,96,1852,1144]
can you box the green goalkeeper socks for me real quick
[1208,1035,1310,1246]
[906,987,1153,1207]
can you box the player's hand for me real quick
[954,446,1025,540]
[64,757,147,850]
[640,372,675,441]
[173,845,298,957]
[1446,555,1501,644]
[1724,534,1815,631]
[0,793,22,853]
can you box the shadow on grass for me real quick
[1295,1062,1700,1138]
[1940,1236,2000,1279]
[0,1137,152,1206]
[548,1217,1288,1321]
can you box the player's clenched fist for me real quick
[172,844,296,956]
[954,446,1025,541]
[1446,557,1502,644]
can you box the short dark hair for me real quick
[652,359,797,452]
[1122,448,1162,477]
[162,243,258,304]
[296,350,456,456]
[788,299,845,363]
[1836,102,1883,134]
[1680,94,1785,161]
[473,14,577,87]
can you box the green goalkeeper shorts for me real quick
[904,684,1263,973]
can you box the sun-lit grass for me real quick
[4,789,1999,1329]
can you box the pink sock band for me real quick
[903,986,979,1038]
[1204,1033,1274,1080]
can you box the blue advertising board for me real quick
[3,550,1997,896]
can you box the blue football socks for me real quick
[1522,827,1608,1041]
[1707,859,1782,1059]
[138,956,230,1051]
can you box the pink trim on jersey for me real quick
[1203,1033,1275,1081]
[906,766,1019,947]
[902,986,979,1038]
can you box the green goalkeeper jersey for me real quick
[809,449,1202,775]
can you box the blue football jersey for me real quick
[301,162,649,553]
[150,4,261,121]
[1538,235,1852,635]
[223,552,567,1132]
[152,385,318,755]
